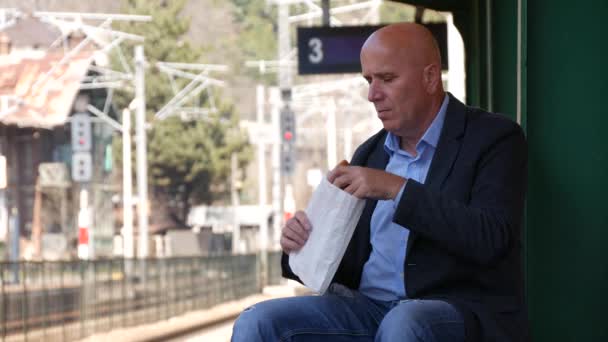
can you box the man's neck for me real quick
[399,93,445,155]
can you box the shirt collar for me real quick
[384,94,449,155]
[420,93,449,148]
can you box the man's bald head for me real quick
[360,23,445,151]
[364,23,442,70]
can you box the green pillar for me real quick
[526,0,608,340]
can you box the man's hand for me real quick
[327,163,406,200]
[280,211,312,254]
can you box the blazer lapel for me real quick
[405,94,467,256]
[359,130,390,229]
[425,94,467,191]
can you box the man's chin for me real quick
[381,121,398,133]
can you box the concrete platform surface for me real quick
[79,281,310,342]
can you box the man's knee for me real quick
[232,297,298,341]
[375,300,464,342]
[232,303,271,341]
[375,301,425,341]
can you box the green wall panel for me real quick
[527,0,608,340]
[392,0,607,339]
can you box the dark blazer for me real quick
[282,94,529,342]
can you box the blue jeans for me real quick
[231,284,465,342]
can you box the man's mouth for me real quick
[377,109,390,118]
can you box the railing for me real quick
[0,251,284,341]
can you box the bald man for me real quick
[232,23,529,342]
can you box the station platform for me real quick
[79,281,310,342]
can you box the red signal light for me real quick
[284,131,293,141]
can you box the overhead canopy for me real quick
[384,0,487,108]
[387,0,469,12]
[385,0,472,39]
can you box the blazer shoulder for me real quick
[465,106,526,143]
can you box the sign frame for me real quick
[297,24,448,75]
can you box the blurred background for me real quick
[0,0,606,341]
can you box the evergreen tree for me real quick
[112,0,251,227]
[229,0,278,85]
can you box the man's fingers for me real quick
[343,183,357,196]
[327,169,339,183]
[280,210,312,253]
[282,226,307,251]
[281,211,313,254]
[293,211,312,231]
[328,160,350,182]
[332,174,351,190]
[281,235,300,253]
[284,221,309,244]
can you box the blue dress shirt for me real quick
[358,95,449,301]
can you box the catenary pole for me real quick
[135,45,149,258]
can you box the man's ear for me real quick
[423,63,441,93]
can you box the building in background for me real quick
[0,14,116,260]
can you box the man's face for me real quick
[360,41,428,137]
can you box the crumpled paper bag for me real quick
[289,176,366,294]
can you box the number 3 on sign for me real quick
[308,37,323,64]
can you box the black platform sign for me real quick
[297,24,448,75]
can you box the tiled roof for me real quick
[0,51,93,128]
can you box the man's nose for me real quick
[367,81,382,102]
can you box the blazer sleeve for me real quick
[393,124,527,266]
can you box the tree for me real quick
[228,0,279,85]
[112,0,251,228]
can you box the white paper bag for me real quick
[289,176,366,294]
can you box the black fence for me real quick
[0,251,284,341]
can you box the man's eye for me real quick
[383,77,395,82]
